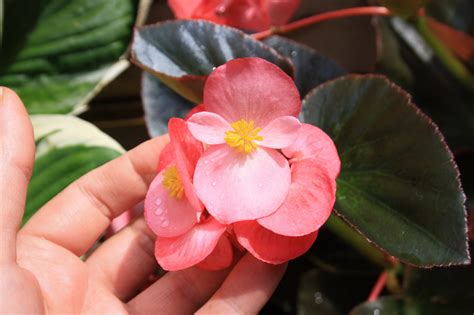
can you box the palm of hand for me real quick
[0,87,286,314]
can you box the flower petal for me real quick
[258,159,336,236]
[194,145,291,224]
[266,0,300,26]
[154,218,226,271]
[187,112,231,145]
[184,104,205,120]
[282,123,341,180]
[168,0,203,18]
[204,58,300,128]
[259,116,301,149]
[169,118,204,212]
[144,170,197,238]
[224,0,271,31]
[156,142,174,173]
[234,221,318,264]
[197,234,234,271]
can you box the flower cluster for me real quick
[145,58,340,271]
[168,0,300,32]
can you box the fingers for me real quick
[21,135,169,256]
[197,254,287,314]
[86,216,158,301]
[127,266,230,314]
[0,87,35,264]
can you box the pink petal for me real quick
[187,112,231,145]
[185,104,205,120]
[194,145,291,224]
[234,221,318,264]
[155,218,227,271]
[144,169,197,238]
[258,159,336,236]
[169,118,204,212]
[197,234,234,271]
[266,0,300,26]
[156,142,174,173]
[203,58,300,128]
[259,116,301,149]
[168,0,203,18]
[282,123,341,180]
[224,0,271,31]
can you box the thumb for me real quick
[0,87,35,263]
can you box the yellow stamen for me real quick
[224,119,263,154]
[162,166,184,198]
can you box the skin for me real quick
[0,87,287,314]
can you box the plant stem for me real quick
[415,13,474,91]
[325,214,393,268]
[252,6,391,40]
[367,271,388,301]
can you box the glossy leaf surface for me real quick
[303,75,469,266]
[142,72,194,137]
[132,20,293,103]
[264,35,345,97]
[0,0,137,114]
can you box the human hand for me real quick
[0,87,287,314]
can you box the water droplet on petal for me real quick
[162,220,169,228]
[373,309,380,315]
[155,208,163,216]
[291,50,297,57]
[212,181,217,186]
[204,160,209,165]
[155,198,162,206]
[215,5,226,16]
[258,183,263,188]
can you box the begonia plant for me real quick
[132,1,473,312]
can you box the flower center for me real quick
[162,166,184,198]
[224,119,263,154]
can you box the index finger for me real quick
[21,134,169,256]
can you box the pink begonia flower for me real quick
[168,0,301,31]
[187,57,302,224]
[187,57,340,264]
[145,118,233,271]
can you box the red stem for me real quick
[253,6,391,40]
[367,271,388,302]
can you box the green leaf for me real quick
[263,35,345,98]
[379,0,430,18]
[303,75,469,266]
[24,115,124,223]
[131,20,294,103]
[0,0,137,114]
[31,115,125,156]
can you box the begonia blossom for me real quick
[187,57,340,264]
[168,0,300,31]
[146,57,340,269]
[144,118,233,271]
[187,57,302,224]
